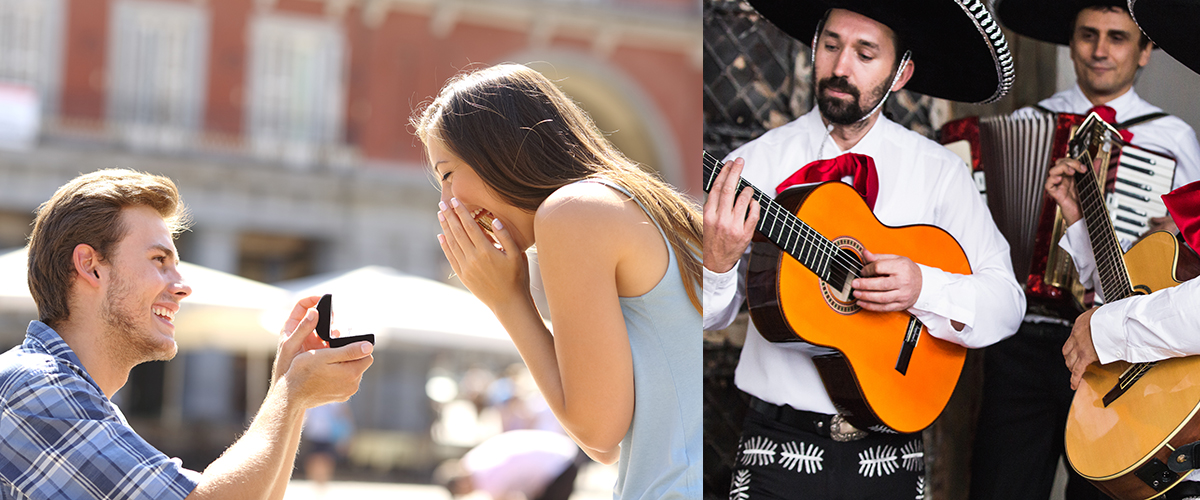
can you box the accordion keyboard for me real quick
[1109,146,1176,250]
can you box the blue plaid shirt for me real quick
[0,321,199,500]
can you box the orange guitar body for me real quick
[1065,231,1200,500]
[748,181,972,434]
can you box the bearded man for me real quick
[704,0,1025,497]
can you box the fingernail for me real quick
[438,211,445,222]
[361,342,373,354]
[493,219,503,230]
[437,234,445,244]
[451,198,460,208]
[439,201,447,211]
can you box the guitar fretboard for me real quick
[1070,119,1135,302]
[702,151,862,286]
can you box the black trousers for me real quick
[968,322,1107,500]
[730,404,924,499]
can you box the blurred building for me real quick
[0,0,700,474]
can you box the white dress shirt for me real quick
[704,108,1026,414]
[1033,85,1200,297]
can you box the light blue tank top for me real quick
[584,179,702,500]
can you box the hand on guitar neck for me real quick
[1045,157,1089,227]
[703,157,760,274]
[1063,307,1101,390]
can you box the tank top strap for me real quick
[572,178,671,245]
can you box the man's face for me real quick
[813,9,900,125]
[1070,7,1152,102]
[99,205,190,366]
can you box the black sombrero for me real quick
[995,0,1140,46]
[746,0,1015,104]
[1130,0,1200,74]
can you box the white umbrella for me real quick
[0,247,284,353]
[273,266,517,354]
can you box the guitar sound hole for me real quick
[821,239,866,314]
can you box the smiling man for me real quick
[704,1,1023,497]
[0,169,373,500]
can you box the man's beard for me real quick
[816,75,891,125]
[101,270,176,366]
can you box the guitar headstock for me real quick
[1068,112,1124,167]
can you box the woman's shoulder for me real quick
[536,181,636,227]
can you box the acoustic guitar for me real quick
[702,151,971,434]
[1062,114,1200,500]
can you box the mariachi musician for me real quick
[1053,0,1200,498]
[703,0,1024,497]
[970,2,1200,499]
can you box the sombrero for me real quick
[1130,0,1200,74]
[746,0,1015,104]
[996,0,1145,46]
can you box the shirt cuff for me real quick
[1090,300,1130,365]
[703,264,739,326]
[911,263,976,339]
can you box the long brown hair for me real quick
[413,64,702,313]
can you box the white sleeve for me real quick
[907,163,1026,349]
[1089,276,1200,364]
[703,248,749,331]
[1058,219,1104,300]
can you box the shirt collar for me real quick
[1069,84,1140,121]
[25,320,102,394]
[807,108,892,160]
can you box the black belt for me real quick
[747,396,869,441]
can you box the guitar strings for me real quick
[703,153,866,281]
[702,153,865,279]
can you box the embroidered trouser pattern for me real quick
[730,408,924,500]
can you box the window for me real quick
[108,0,208,151]
[246,14,345,168]
[0,0,64,115]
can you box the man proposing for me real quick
[0,169,373,499]
[705,0,1024,497]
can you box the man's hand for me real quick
[1045,157,1088,226]
[852,250,921,312]
[703,157,760,274]
[1064,307,1101,391]
[272,296,373,410]
[1148,215,1179,235]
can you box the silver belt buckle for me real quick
[830,414,868,442]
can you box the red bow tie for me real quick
[776,153,879,210]
[1089,105,1134,143]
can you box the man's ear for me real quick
[73,243,102,288]
[891,58,915,92]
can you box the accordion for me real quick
[940,111,1177,313]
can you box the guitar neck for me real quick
[1071,123,1135,302]
[702,152,859,286]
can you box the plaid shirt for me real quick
[0,321,199,500]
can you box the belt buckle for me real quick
[830,414,868,442]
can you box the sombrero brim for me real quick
[745,0,1015,104]
[996,0,1143,46]
[1131,0,1200,74]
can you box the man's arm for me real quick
[703,157,759,330]
[854,160,1026,348]
[186,297,373,500]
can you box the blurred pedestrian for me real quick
[302,400,355,491]
[434,430,583,500]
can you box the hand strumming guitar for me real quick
[1063,307,1101,391]
[852,249,921,312]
